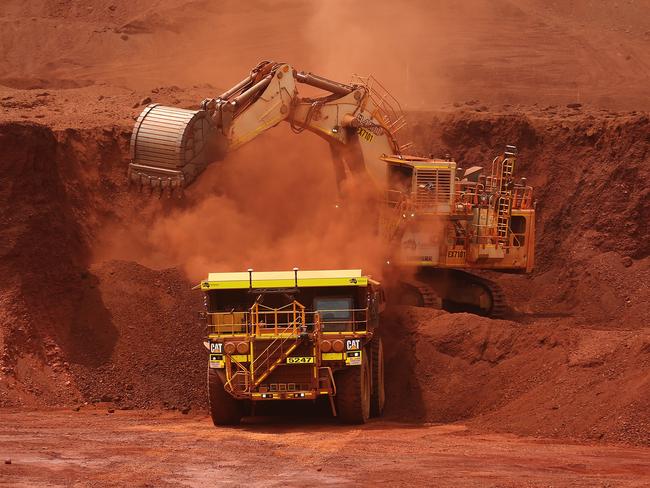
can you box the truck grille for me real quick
[415,168,453,211]
[261,365,314,392]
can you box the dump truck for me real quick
[199,269,384,425]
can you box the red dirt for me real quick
[2,409,650,487]
[383,308,650,446]
[0,1,649,484]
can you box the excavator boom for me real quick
[129,61,405,195]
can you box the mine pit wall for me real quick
[0,112,648,444]
[0,123,132,406]
[405,111,649,327]
[405,111,649,263]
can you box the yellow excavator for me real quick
[129,60,535,316]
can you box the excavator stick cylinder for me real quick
[218,74,254,100]
[295,72,354,95]
[231,75,273,108]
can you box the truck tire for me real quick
[370,337,385,417]
[207,366,242,426]
[335,350,371,424]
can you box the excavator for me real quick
[128,60,536,316]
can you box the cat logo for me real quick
[346,339,361,351]
[210,342,223,354]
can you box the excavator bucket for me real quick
[128,104,220,195]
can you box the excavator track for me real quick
[442,269,508,318]
[409,269,509,318]
[398,278,443,309]
[449,270,508,318]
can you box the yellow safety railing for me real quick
[252,301,305,336]
[206,300,306,337]
[220,303,369,396]
[512,186,533,209]
[307,308,369,333]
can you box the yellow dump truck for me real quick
[199,269,385,425]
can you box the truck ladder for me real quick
[223,300,307,397]
[251,335,303,388]
[224,333,304,396]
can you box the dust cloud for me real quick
[92,1,456,280]
[92,1,465,279]
[96,130,388,281]
[300,0,450,108]
[91,0,452,108]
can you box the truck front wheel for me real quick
[335,350,371,424]
[207,366,243,426]
[370,337,385,417]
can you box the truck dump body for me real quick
[200,269,384,424]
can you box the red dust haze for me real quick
[96,130,388,280]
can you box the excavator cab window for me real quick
[510,216,527,247]
[386,164,414,205]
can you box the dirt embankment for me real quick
[0,123,206,409]
[0,109,648,445]
[383,307,650,446]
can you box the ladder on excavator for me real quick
[494,145,516,247]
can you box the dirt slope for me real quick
[383,307,650,446]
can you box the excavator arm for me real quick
[128,61,406,195]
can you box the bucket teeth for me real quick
[150,178,162,198]
[161,179,172,199]
[128,167,186,198]
[143,176,153,196]
[175,184,184,199]
[171,178,184,198]
[138,174,149,193]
